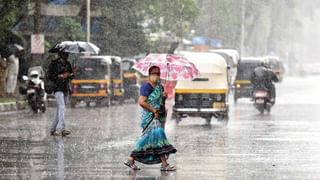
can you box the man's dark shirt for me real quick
[48,58,73,94]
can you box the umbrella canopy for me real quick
[49,41,100,54]
[133,53,199,80]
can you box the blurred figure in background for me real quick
[251,63,279,103]
[0,54,7,97]
[6,53,19,97]
[14,44,28,82]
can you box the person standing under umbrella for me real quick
[48,51,73,136]
[124,66,177,171]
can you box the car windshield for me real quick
[74,58,108,80]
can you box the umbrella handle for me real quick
[166,54,169,83]
[166,62,169,83]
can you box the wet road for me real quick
[1,76,320,179]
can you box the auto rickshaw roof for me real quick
[79,55,122,64]
[122,58,136,63]
[240,57,267,63]
[209,49,240,64]
[264,56,280,60]
[241,57,266,61]
[264,56,281,64]
[179,51,227,74]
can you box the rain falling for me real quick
[0,0,320,179]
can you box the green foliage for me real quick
[94,0,147,56]
[0,0,28,44]
[55,17,85,42]
[93,0,199,56]
[139,0,199,53]
[138,0,199,34]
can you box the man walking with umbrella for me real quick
[48,51,73,136]
[47,40,100,136]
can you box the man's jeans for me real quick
[51,91,66,132]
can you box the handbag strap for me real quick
[142,114,154,133]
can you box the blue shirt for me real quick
[140,83,154,97]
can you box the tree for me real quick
[54,17,85,43]
[89,0,199,56]
[0,0,28,54]
[192,0,319,57]
[137,0,199,53]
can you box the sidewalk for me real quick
[0,97,27,112]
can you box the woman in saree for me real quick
[124,66,177,171]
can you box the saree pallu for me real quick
[131,84,177,164]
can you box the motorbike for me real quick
[253,87,273,114]
[20,70,47,113]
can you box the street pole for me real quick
[34,0,41,34]
[32,0,42,66]
[86,0,91,42]
[179,4,185,53]
[240,0,246,56]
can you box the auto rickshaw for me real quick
[233,57,266,103]
[110,56,124,104]
[209,49,239,87]
[173,52,229,124]
[137,72,149,85]
[70,56,112,107]
[122,58,139,102]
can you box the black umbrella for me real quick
[49,41,100,54]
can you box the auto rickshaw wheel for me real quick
[86,101,91,107]
[134,96,139,103]
[205,116,212,124]
[217,114,229,125]
[70,99,77,108]
[174,114,182,124]
[234,96,238,104]
[102,97,111,107]
[119,97,124,105]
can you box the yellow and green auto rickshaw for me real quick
[173,52,229,124]
[110,56,124,104]
[122,58,139,102]
[70,56,112,107]
[233,57,266,103]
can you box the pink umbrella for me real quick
[133,53,199,81]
